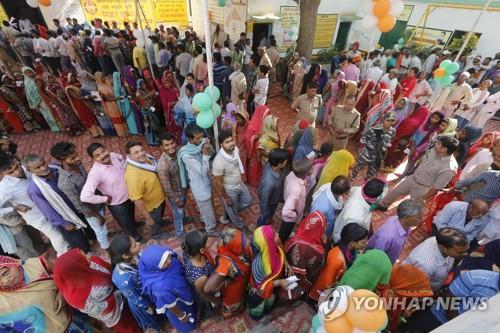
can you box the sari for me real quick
[285,211,326,295]
[221,103,237,131]
[0,80,38,132]
[322,71,346,125]
[113,71,139,135]
[0,93,24,133]
[248,225,284,319]
[215,228,252,318]
[123,65,138,94]
[355,78,376,115]
[136,79,161,146]
[384,106,430,169]
[236,109,250,175]
[139,245,197,333]
[379,264,433,332]
[0,256,90,333]
[95,72,128,137]
[339,249,392,291]
[315,150,355,190]
[294,127,316,161]
[53,249,141,332]
[393,97,410,128]
[467,131,499,160]
[258,114,280,164]
[364,89,393,132]
[245,105,271,187]
[22,67,60,132]
[65,83,104,137]
[291,60,306,100]
[158,71,181,141]
[456,125,483,167]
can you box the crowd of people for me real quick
[0,15,499,333]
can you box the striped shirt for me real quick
[456,170,500,204]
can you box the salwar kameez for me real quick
[113,72,139,135]
[95,72,129,137]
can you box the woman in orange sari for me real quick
[235,108,250,175]
[245,105,271,187]
[95,71,128,137]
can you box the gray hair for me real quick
[22,154,44,167]
[292,158,313,177]
[397,199,423,219]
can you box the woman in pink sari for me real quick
[158,70,181,141]
[322,70,345,125]
[363,89,393,133]
[245,105,271,187]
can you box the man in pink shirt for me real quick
[343,57,361,82]
[279,158,313,242]
[80,142,140,240]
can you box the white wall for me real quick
[39,0,86,29]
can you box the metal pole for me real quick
[202,0,219,151]
[454,0,493,62]
[135,0,156,80]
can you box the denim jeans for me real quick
[86,215,110,249]
[60,226,90,252]
[108,200,139,239]
[196,197,217,232]
[168,196,185,237]
[149,201,166,236]
[222,183,253,228]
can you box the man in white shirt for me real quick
[252,65,269,107]
[0,156,69,255]
[175,43,192,86]
[364,58,383,83]
[410,52,422,72]
[54,31,72,72]
[422,48,440,76]
[18,17,35,33]
[32,31,56,73]
[380,69,399,96]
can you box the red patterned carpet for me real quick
[9,87,500,332]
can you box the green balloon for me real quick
[213,103,222,117]
[439,74,454,86]
[439,59,452,70]
[196,111,214,128]
[204,86,221,102]
[445,62,460,75]
[398,37,404,45]
[193,93,211,111]
[311,314,322,332]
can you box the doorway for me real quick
[334,22,351,51]
[252,23,272,51]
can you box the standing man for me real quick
[50,142,110,250]
[124,141,166,238]
[291,82,323,126]
[81,143,140,240]
[229,62,247,105]
[175,44,192,86]
[0,156,69,255]
[267,40,280,86]
[252,65,269,108]
[178,124,218,235]
[376,135,459,210]
[438,72,474,117]
[327,95,361,150]
[157,133,187,238]
[102,29,125,75]
[23,154,90,252]
[212,130,253,229]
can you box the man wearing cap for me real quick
[441,72,473,117]
[352,111,397,180]
[328,94,361,150]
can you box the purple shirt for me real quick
[343,64,360,82]
[368,216,409,263]
[27,167,80,227]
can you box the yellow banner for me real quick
[79,0,188,28]
[313,14,338,49]
[406,25,453,47]
[0,4,8,23]
[279,6,300,52]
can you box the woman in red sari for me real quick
[245,105,271,187]
[158,70,181,141]
[235,108,250,176]
[53,248,141,333]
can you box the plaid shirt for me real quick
[157,152,184,204]
[57,165,99,217]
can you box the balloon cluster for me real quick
[192,86,222,129]
[27,0,51,8]
[287,26,299,41]
[311,287,388,333]
[361,0,405,33]
[433,60,460,86]
[394,37,404,51]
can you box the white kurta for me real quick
[332,186,372,242]
[472,92,500,127]
[455,88,490,121]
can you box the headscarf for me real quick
[393,97,409,128]
[221,103,237,130]
[285,211,326,255]
[245,105,271,151]
[178,137,207,188]
[442,118,458,135]
[294,127,316,161]
[365,89,393,131]
[394,105,430,140]
[79,70,98,91]
[412,110,444,149]
[251,225,284,292]
[457,125,483,167]
[218,228,252,272]
[340,80,358,105]
[259,114,280,152]
[316,150,355,189]
[330,70,346,104]
[339,249,392,291]
[124,65,138,92]
[53,248,113,310]
[22,66,41,109]
[139,245,194,307]
[468,131,500,158]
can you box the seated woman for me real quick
[0,255,93,332]
[204,228,252,318]
[339,249,392,291]
[53,248,141,333]
[110,234,164,332]
[247,225,293,320]
[285,211,327,297]
[139,245,197,333]
[308,223,368,303]
[182,229,218,319]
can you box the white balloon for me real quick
[318,287,349,322]
[26,0,39,8]
[337,285,354,296]
[361,0,374,15]
[316,326,327,333]
[362,15,378,30]
[390,1,405,17]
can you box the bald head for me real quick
[468,199,489,220]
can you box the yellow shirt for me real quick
[133,46,148,70]
[125,164,165,211]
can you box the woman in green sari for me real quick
[339,249,392,291]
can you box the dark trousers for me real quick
[398,308,442,332]
[278,221,295,243]
[108,200,139,239]
[60,227,90,252]
[149,201,166,236]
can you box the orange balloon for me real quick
[324,315,354,333]
[378,15,396,32]
[373,0,391,18]
[434,67,446,78]
[345,289,388,332]
[39,0,51,6]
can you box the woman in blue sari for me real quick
[113,71,140,135]
[139,245,197,333]
[136,79,161,146]
[110,234,164,332]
